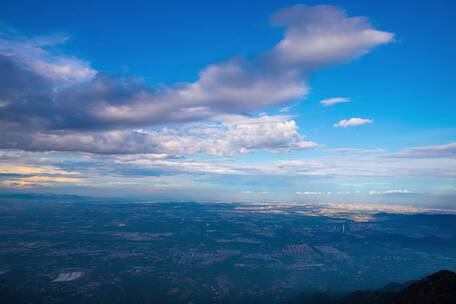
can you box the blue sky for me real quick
[0,0,455,208]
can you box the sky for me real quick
[0,0,455,208]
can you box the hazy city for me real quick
[0,1,455,303]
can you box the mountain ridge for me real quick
[339,269,456,304]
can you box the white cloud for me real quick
[323,147,385,154]
[250,149,456,178]
[334,117,373,128]
[269,5,394,68]
[113,157,245,175]
[52,142,453,180]
[369,189,411,195]
[1,114,317,156]
[296,191,322,195]
[320,97,351,107]
[0,34,95,85]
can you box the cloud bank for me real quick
[1,143,454,194]
[0,5,393,155]
[1,115,316,156]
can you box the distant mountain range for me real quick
[289,269,456,304]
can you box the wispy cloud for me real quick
[334,118,373,128]
[389,143,456,159]
[296,191,322,195]
[320,97,351,107]
[369,189,411,195]
[0,175,86,188]
[0,33,95,85]
[0,165,79,176]
[105,144,456,178]
[1,141,454,204]
[0,163,85,188]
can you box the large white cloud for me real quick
[268,5,393,68]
